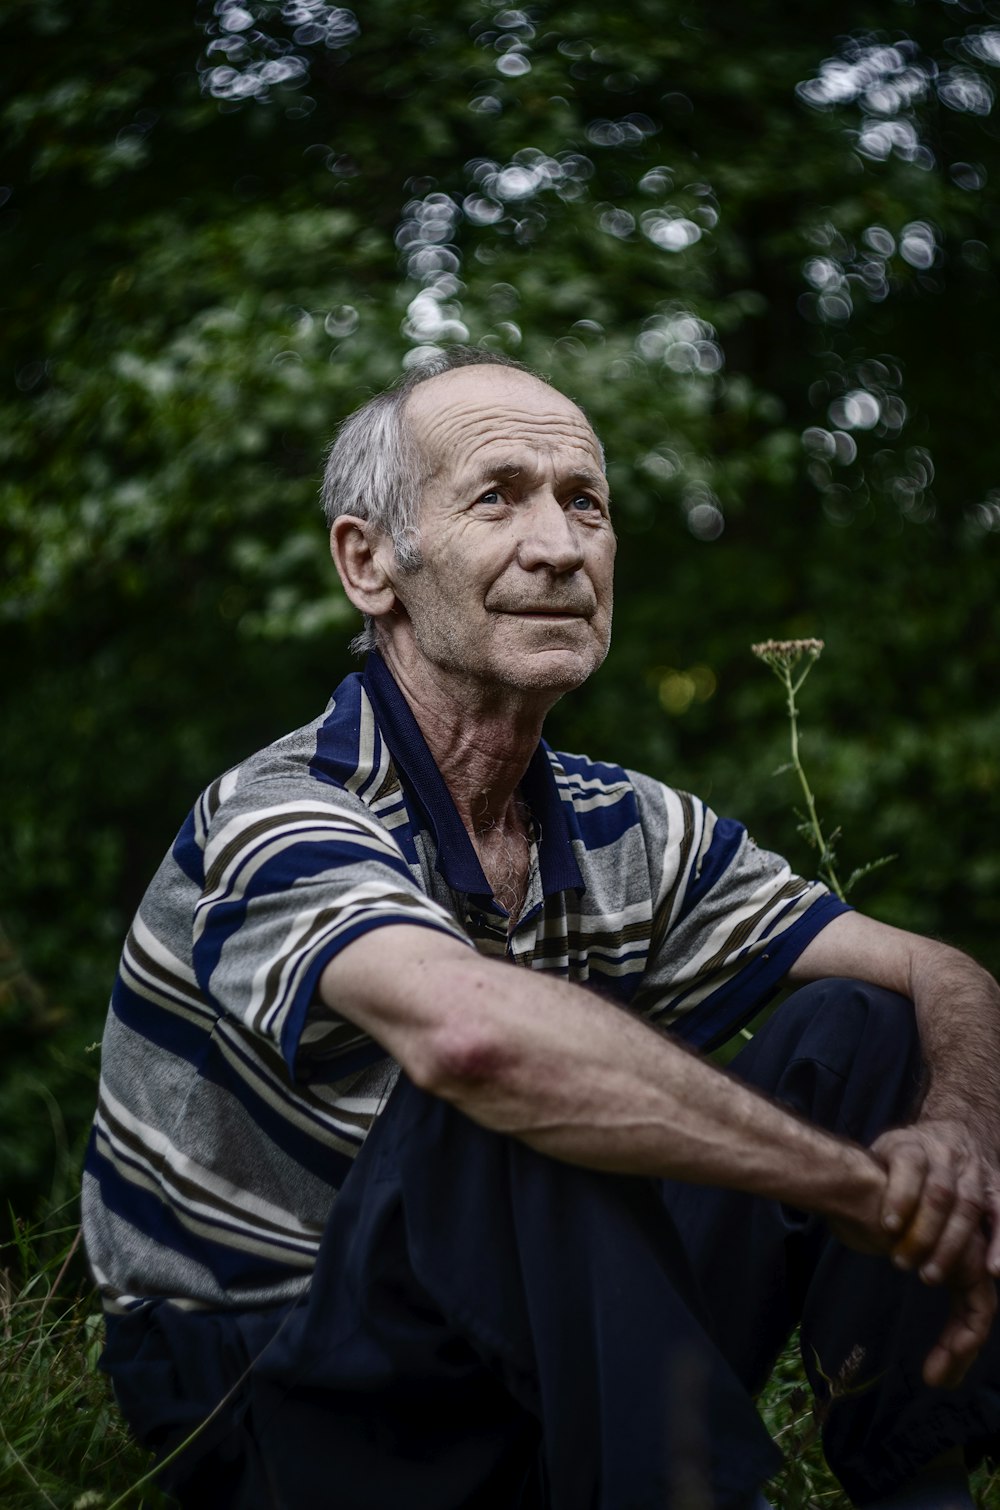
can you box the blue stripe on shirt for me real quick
[85,1135,316,1293]
[666,892,851,1050]
[680,817,747,917]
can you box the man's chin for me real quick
[496,644,607,693]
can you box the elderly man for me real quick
[84,349,1000,1509]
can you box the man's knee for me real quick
[732,979,924,1141]
[777,976,916,1059]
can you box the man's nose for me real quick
[516,492,586,573]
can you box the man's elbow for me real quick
[407,1015,514,1103]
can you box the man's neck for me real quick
[377,645,550,837]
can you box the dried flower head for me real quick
[751,638,824,672]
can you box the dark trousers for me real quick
[102,982,1000,1508]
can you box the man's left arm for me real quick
[789,910,1000,1285]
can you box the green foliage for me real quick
[0,1217,168,1508]
[760,1338,853,1510]
[760,1332,1000,1508]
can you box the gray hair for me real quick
[321,347,542,655]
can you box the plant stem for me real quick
[782,663,846,902]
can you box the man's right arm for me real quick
[320,927,879,1224]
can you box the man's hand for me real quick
[869,1118,1000,1388]
[817,1145,996,1387]
[791,913,1000,1383]
[817,1129,997,1389]
[921,1237,997,1389]
[872,1119,1000,1284]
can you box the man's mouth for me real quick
[497,607,591,618]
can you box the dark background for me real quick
[3,0,1000,1221]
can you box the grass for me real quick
[760,1342,1000,1509]
[760,1340,852,1510]
[0,1213,169,1509]
[3,1216,1000,1509]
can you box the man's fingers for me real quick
[913,1158,988,1282]
[985,1190,1000,1278]
[882,1145,987,1278]
[874,1135,927,1238]
[922,1271,997,1389]
[915,1194,986,1284]
[886,1165,958,1271]
[871,1122,1000,1282]
[912,1153,990,1286]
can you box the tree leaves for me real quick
[3,0,1000,1210]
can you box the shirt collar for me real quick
[362,651,584,899]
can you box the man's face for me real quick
[383,365,616,703]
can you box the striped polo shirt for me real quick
[82,652,847,1314]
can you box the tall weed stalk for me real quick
[750,639,999,1506]
[750,638,895,899]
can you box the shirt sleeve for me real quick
[190,771,473,1081]
[628,773,851,1049]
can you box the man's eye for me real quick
[569,494,598,512]
[476,490,502,506]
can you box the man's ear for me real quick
[330,516,398,619]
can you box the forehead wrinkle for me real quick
[407,382,603,482]
[471,459,523,484]
[466,455,607,491]
[428,407,597,451]
[460,426,600,482]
